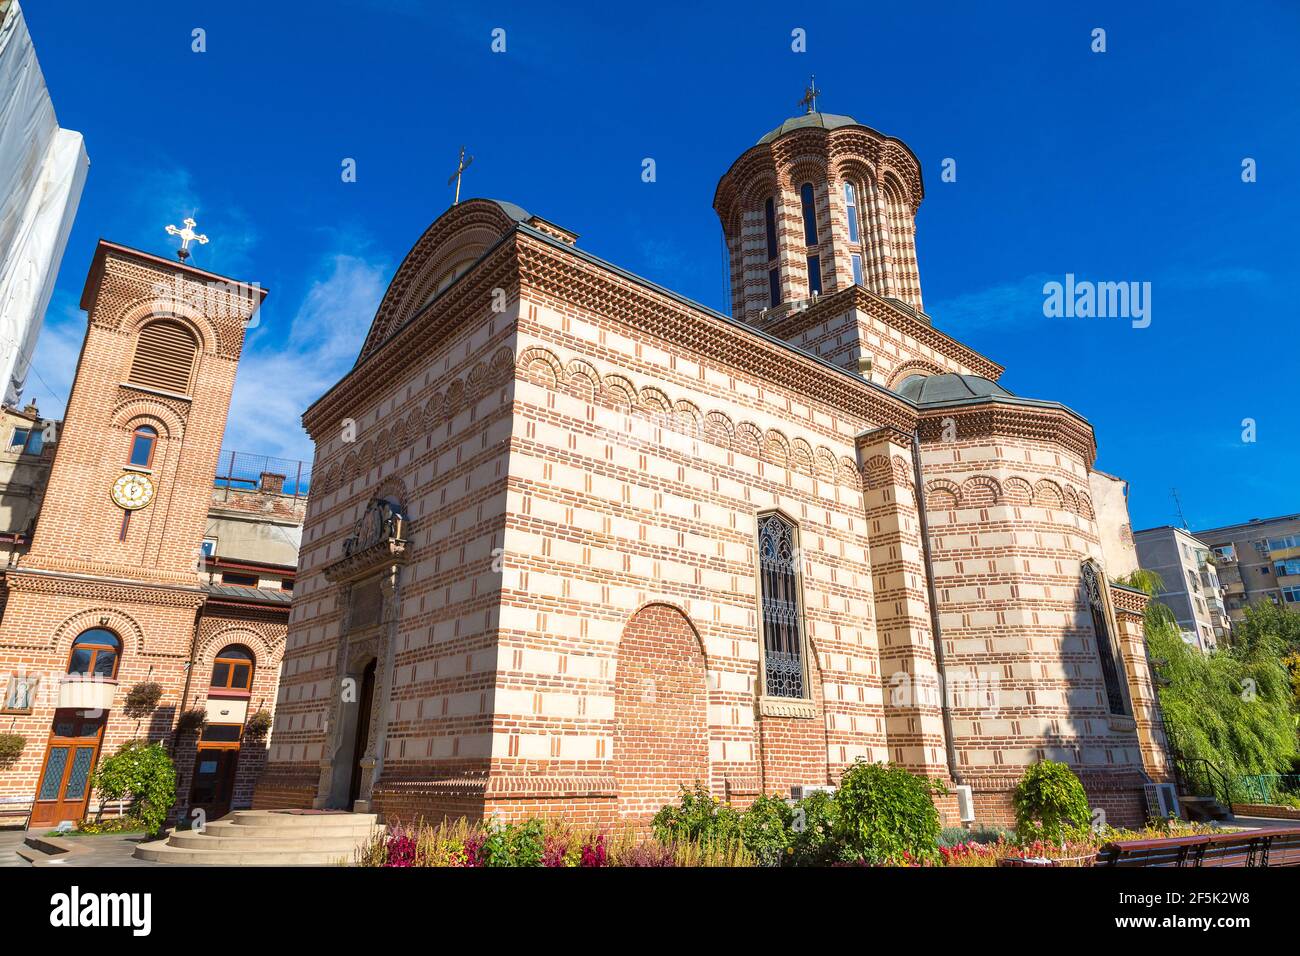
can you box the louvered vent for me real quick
[128,321,197,394]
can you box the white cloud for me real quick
[222,253,388,463]
[926,272,1055,332]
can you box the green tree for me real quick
[1114,568,1165,599]
[1149,605,1296,793]
[90,741,177,835]
[1233,601,1300,659]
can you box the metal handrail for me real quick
[1162,718,1234,807]
[1180,757,1233,807]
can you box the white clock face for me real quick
[111,472,155,510]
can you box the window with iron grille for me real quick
[1083,561,1130,716]
[758,512,805,698]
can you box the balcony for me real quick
[57,676,118,712]
[1266,536,1300,561]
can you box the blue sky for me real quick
[23,0,1300,531]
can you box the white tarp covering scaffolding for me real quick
[0,0,89,406]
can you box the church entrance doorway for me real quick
[190,748,239,820]
[30,711,106,828]
[189,721,243,821]
[347,659,377,808]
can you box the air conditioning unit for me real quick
[1145,782,1180,820]
[790,784,836,800]
[954,784,976,824]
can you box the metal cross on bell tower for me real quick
[164,217,209,261]
[798,75,821,114]
[448,146,474,206]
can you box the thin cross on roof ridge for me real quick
[448,146,474,206]
[798,75,821,114]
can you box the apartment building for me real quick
[1194,514,1300,624]
[1133,525,1230,650]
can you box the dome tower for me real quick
[713,93,925,326]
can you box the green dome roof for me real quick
[895,373,1015,405]
[757,112,862,145]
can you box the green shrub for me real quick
[243,709,273,742]
[1013,760,1091,843]
[651,781,741,846]
[89,741,177,835]
[73,816,147,835]
[788,789,840,866]
[0,732,26,770]
[174,708,207,735]
[123,681,163,718]
[473,818,546,867]
[738,794,792,866]
[833,761,944,864]
[940,824,1014,847]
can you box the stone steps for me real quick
[1181,795,1234,822]
[132,809,383,866]
[200,819,379,840]
[165,832,375,852]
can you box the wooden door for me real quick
[347,659,377,808]
[30,712,105,828]
[189,748,240,821]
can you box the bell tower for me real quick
[713,91,925,326]
[20,236,264,582]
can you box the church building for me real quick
[256,104,1171,829]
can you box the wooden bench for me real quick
[1095,827,1300,867]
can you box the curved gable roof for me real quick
[355,198,530,363]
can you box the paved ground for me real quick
[0,828,28,867]
[1231,814,1298,829]
[0,827,159,867]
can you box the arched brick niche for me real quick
[613,604,709,822]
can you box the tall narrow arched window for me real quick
[799,183,818,245]
[210,644,255,692]
[844,182,860,243]
[845,181,864,286]
[1083,562,1131,716]
[128,320,198,394]
[764,196,782,308]
[67,629,121,679]
[800,183,822,295]
[764,196,779,260]
[128,425,158,468]
[758,513,805,698]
